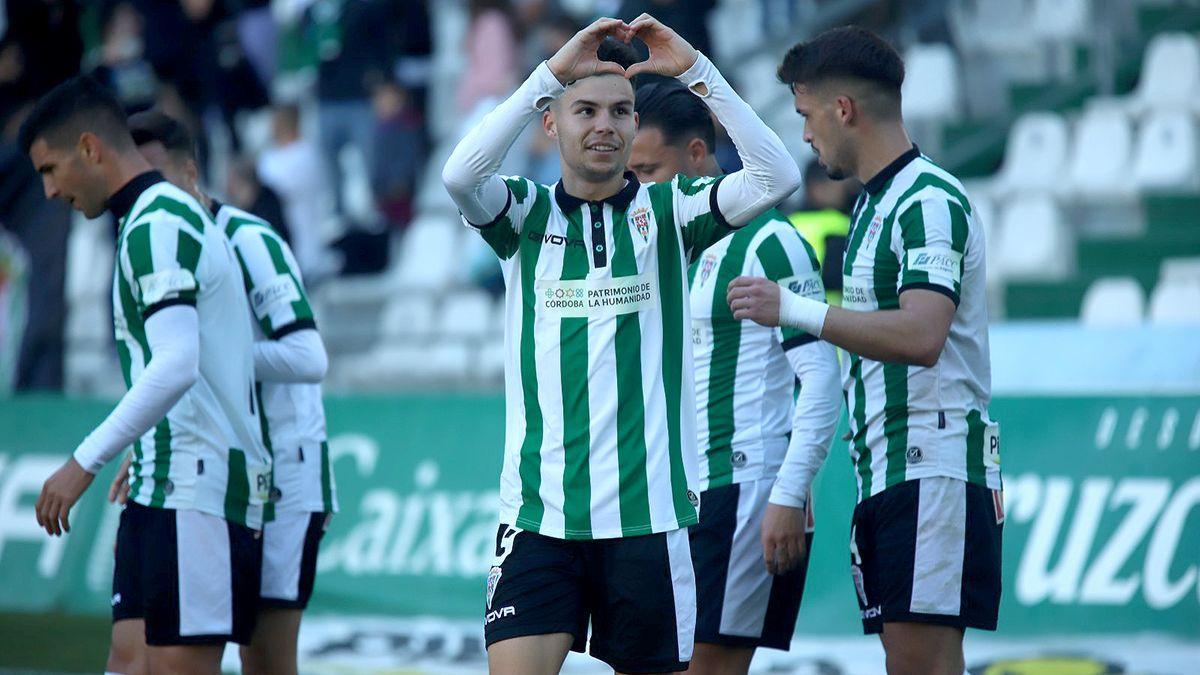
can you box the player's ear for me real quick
[686,137,707,166]
[834,94,856,126]
[542,109,557,139]
[78,132,102,164]
[184,158,200,187]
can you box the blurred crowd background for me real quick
[1,0,1198,396]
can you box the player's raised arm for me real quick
[626,14,802,226]
[441,18,627,225]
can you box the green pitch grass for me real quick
[0,612,110,673]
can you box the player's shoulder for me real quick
[124,181,210,233]
[890,156,973,215]
[499,175,546,206]
[217,203,280,244]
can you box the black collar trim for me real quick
[863,145,921,195]
[107,171,165,220]
[554,171,641,213]
[209,198,224,216]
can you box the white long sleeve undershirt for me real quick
[442,53,801,226]
[253,328,328,383]
[73,305,199,474]
[769,339,842,508]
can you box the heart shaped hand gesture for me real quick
[546,17,632,85]
[624,13,700,79]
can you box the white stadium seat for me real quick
[1124,33,1200,116]
[1065,107,1135,199]
[1160,257,1200,285]
[1132,111,1199,190]
[380,296,435,341]
[902,43,963,122]
[995,196,1073,280]
[1079,277,1145,326]
[478,340,506,382]
[437,290,497,340]
[1031,0,1090,42]
[988,112,1071,198]
[1148,279,1200,324]
[394,216,463,290]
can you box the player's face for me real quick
[793,84,850,180]
[546,75,637,184]
[28,137,109,218]
[628,126,692,184]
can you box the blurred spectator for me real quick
[369,79,425,233]
[617,0,715,63]
[787,160,860,306]
[257,103,332,279]
[310,0,395,215]
[0,105,69,390]
[89,1,159,113]
[236,0,277,89]
[0,0,82,102]
[456,0,520,114]
[226,156,292,245]
[389,0,433,119]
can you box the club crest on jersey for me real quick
[699,253,718,285]
[864,213,883,247]
[486,566,502,610]
[629,207,651,242]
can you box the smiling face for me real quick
[545,74,638,184]
[28,135,111,218]
[792,83,854,181]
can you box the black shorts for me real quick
[484,524,696,674]
[691,479,813,650]
[112,502,263,646]
[259,511,329,609]
[850,477,1002,634]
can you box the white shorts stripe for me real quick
[665,527,697,662]
[911,477,966,616]
[719,478,772,638]
[261,511,309,601]
[176,509,233,636]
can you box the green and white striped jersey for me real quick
[110,174,271,528]
[471,171,732,540]
[841,147,1000,502]
[214,202,338,515]
[689,210,824,489]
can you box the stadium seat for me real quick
[987,112,1071,198]
[437,290,498,340]
[1160,257,1200,285]
[1031,0,1090,42]
[1123,33,1200,116]
[422,341,474,382]
[478,339,506,382]
[1131,111,1199,190]
[1148,279,1200,324]
[394,216,463,290]
[380,296,435,341]
[995,196,1073,280]
[1079,277,1145,326]
[65,213,114,305]
[971,195,1002,285]
[1065,107,1135,199]
[902,43,962,121]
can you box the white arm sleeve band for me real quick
[770,339,841,508]
[253,328,328,383]
[779,283,830,336]
[441,61,566,225]
[72,305,200,473]
[676,53,803,226]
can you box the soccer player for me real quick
[117,109,337,675]
[441,14,801,675]
[727,27,1003,675]
[22,76,270,675]
[628,81,841,675]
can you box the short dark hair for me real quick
[128,110,196,160]
[777,26,904,113]
[634,81,716,153]
[596,37,641,72]
[18,76,132,154]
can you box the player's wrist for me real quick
[777,284,828,336]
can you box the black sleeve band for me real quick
[708,177,736,230]
[898,282,960,307]
[142,297,196,320]
[464,188,513,229]
[782,333,820,351]
[270,318,318,340]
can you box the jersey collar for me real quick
[107,170,165,221]
[554,171,640,213]
[862,144,920,195]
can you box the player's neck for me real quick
[104,151,156,201]
[699,156,722,178]
[853,123,914,187]
[559,169,627,203]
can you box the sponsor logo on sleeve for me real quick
[137,268,197,306]
[780,272,825,301]
[250,274,302,319]
[905,247,963,283]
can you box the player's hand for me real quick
[547,17,631,84]
[108,453,133,504]
[727,276,781,327]
[35,458,95,536]
[624,13,699,79]
[762,502,808,575]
